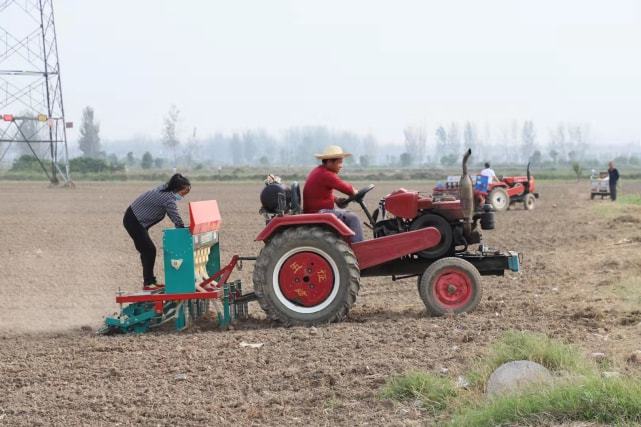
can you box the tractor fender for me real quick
[480,182,508,197]
[255,213,355,242]
[488,182,508,190]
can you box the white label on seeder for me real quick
[171,259,184,270]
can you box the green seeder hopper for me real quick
[100,200,254,334]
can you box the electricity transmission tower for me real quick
[0,0,71,184]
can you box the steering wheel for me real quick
[338,184,375,207]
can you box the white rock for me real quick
[486,360,552,396]
[239,341,264,349]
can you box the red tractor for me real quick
[480,163,539,211]
[252,150,520,326]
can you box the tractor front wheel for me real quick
[488,187,510,211]
[418,257,482,316]
[253,226,360,326]
[524,193,536,210]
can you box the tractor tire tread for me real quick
[253,226,360,326]
[488,187,510,212]
[524,193,536,210]
[418,257,482,317]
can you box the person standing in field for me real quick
[608,161,620,201]
[123,173,191,291]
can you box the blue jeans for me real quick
[320,209,364,243]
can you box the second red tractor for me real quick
[480,163,539,211]
[434,163,539,212]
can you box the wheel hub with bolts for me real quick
[418,257,482,316]
[489,188,510,211]
[278,251,335,307]
[434,269,472,308]
[253,226,360,325]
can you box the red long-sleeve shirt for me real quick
[303,165,354,213]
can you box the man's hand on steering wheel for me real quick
[336,184,375,208]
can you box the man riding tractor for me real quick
[474,162,499,209]
[480,162,500,183]
[302,145,365,242]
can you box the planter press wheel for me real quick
[418,257,482,316]
[488,187,510,211]
[253,226,360,326]
[524,193,536,210]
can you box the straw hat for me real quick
[314,145,352,160]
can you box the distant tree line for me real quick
[5,105,640,173]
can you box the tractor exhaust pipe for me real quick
[459,149,474,236]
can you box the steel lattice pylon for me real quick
[0,0,70,184]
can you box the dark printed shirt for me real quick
[130,184,184,229]
[609,168,619,185]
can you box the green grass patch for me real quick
[593,193,641,218]
[379,331,641,426]
[448,376,641,427]
[381,371,457,415]
[618,194,641,205]
[467,330,594,388]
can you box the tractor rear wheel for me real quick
[488,187,509,211]
[524,193,536,210]
[409,213,453,259]
[418,257,482,316]
[253,226,360,326]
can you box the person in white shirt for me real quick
[480,162,499,183]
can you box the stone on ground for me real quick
[486,360,553,396]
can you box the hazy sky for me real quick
[53,0,641,144]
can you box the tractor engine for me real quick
[373,192,473,258]
[372,150,493,260]
[373,191,493,259]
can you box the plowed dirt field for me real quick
[1,180,640,425]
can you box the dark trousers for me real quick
[320,208,365,243]
[123,207,157,286]
[610,183,617,201]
